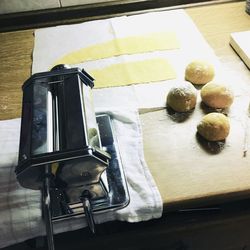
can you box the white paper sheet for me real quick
[32,9,224,111]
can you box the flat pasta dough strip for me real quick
[52,32,179,66]
[89,58,176,88]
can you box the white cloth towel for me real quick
[0,109,162,249]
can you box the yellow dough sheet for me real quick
[89,58,176,88]
[52,32,179,66]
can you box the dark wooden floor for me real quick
[4,199,250,250]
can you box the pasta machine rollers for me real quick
[16,65,129,250]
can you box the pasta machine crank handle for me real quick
[80,190,96,234]
[43,165,55,250]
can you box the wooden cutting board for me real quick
[230,30,250,69]
[140,85,250,211]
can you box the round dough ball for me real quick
[167,82,197,112]
[201,81,234,109]
[197,113,230,141]
[185,60,215,85]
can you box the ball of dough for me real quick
[201,81,234,109]
[185,60,215,85]
[197,113,230,141]
[167,82,197,112]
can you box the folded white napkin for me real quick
[0,109,162,248]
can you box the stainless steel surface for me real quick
[16,66,110,190]
[51,114,130,221]
[16,66,130,249]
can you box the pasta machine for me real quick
[16,65,129,250]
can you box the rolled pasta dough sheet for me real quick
[52,32,179,66]
[89,58,176,88]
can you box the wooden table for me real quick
[0,1,250,212]
[142,1,250,210]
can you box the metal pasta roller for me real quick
[16,65,129,250]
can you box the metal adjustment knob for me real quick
[50,64,70,71]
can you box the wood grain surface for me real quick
[0,30,33,119]
[0,1,250,211]
[144,1,250,210]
